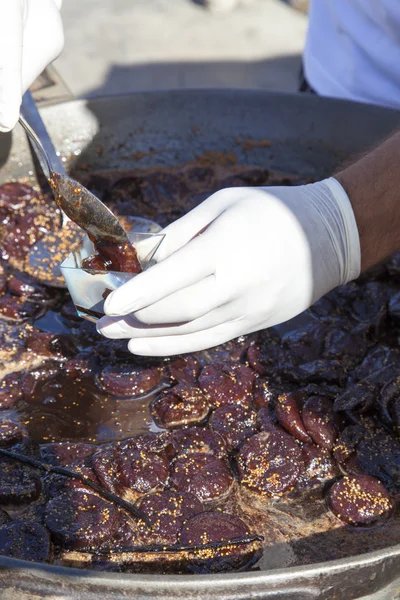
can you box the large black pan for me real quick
[1,90,400,600]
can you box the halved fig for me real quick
[137,490,203,544]
[168,356,201,386]
[45,489,120,551]
[167,427,227,460]
[152,384,209,429]
[209,404,258,451]
[171,453,234,504]
[302,396,339,450]
[0,419,27,447]
[0,521,52,562]
[40,442,96,466]
[178,511,262,573]
[275,392,311,443]
[199,362,256,408]
[0,373,22,409]
[0,457,41,504]
[237,430,304,497]
[329,475,394,525]
[96,362,162,398]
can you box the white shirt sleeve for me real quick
[303,0,400,110]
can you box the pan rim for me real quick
[2,90,400,591]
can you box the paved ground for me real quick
[54,0,307,99]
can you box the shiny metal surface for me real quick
[1,90,400,599]
[19,91,129,287]
[20,91,67,179]
[51,172,129,243]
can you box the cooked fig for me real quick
[209,404,258,451]
[168,427,227,460]
[275,392,311,443]
[152,384,209,429]
[97,362,161,397]
[137,490,203,544]
[45,490,120,551]
[237,430,304,497]
[302,396,339,450]
[0,521,51,562]
[329,475,394,525]
[171,453,234,504]
[0,457,41,504]
[199,362,256,408]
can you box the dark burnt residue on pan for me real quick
[0,162,400,574]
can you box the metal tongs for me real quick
[19,92,130,287]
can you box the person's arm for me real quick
[97,131,400,357]
[0,0,64,132]
[335,131,400,272]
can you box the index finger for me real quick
[104,232,214,316]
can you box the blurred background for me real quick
[50,0,308,100]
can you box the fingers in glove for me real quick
[21,0,64,92]
[154,187,244,261]
[133,275,224,324]
[0,0,24,132]
[104,233,214,316]
[127,320,246,357]
[98,297,242,339]
[97,315,158,339]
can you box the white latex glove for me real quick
[97,178,360,356]
[0,0,64,132]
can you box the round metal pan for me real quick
[1,90,400,600]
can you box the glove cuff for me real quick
[323,177,361,284]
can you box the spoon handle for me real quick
[20,91,67,178]
[19,91,70,226]
[19,115,53,180]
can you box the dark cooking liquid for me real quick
[19,371,163,445]
[19,308,168,444]
[1,163,400,573]
[82,239,142,273]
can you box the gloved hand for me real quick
[0,0,64,132]
[97,178,361,356]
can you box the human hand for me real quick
[0,0,64,132]
[97,178,360,356]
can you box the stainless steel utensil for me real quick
[19,92,130,287]
[19,92,82,287]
